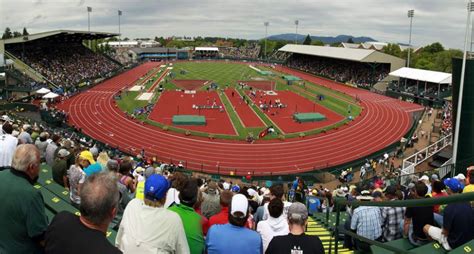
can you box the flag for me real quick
[118,10,122,16]
[87,6,92,12]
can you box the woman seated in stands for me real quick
[118,159,137,197]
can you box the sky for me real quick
[0,0,470,49]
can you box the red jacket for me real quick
[209,206,229,227]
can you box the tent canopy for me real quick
[36,88,51,94]
[42,92,59,99]
[389,67,452,84]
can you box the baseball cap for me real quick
[431,174,439,181]
[145,174,170,201]
[57,149,70,158]
[1,115,11,122]
[287,202,308,220]
[223,182,230,190]
[79,150,95,164]
[444,178,464,193]
[455,173,466,181]
[230,194,248,218]
[231,185,240,193]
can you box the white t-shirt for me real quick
[262,200,292,221]
[0,134,18,167]
[116,199,189,254]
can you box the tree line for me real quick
[2,27,29,39]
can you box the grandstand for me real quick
[193,46,219,59]
[129,47,190,61]
[2,30,122,93]
[279,44,404,89]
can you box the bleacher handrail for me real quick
[331,192,474,253]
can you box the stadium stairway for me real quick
[308,213,353,254]
[37,164,117,243]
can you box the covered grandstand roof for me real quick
[279,44,403,63]
[195,47,218,51]
[389,67,452,84]
[1,30,118,45]
[130,47,184,54]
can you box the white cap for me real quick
[419,175,429,181]
[22,124,31,130]
[247,188,258,197]
[223,182,231,190]
[230,194,248,218]
[455,173,466,180]
[57,149,70,158]
[1,115,11,122]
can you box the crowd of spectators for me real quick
[286,54,390,88]
[0,109,473,253]
[220,44,261,59]
[9,43,120,91]
[440,102,453,136]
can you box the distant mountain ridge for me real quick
[266,33,377,44]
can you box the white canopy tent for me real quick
[42,92,59,99]
[35,88,51,94]
[389,67,452,96]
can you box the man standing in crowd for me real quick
[45,172,121,254]
[208,190,234,227]
[45,134,61,167]
[263,183,292,220]
[169,179,205,254]
[200,181,221,218]
[381,186,405,242]
[266,202,324,254]
[423,178,474,251]
[0,144,48,254]
[0,122,19,169]
[206,194,262,254]
[18,124,33,144]
[404,182,434,246]
[257,198,289,252]
[35,132,49,162]
[52,148,70,187]
[350,193,383,251]
[116,174,189,253]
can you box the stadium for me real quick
[0,1,474,254]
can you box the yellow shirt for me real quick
[135,181,145,200]
[463,184,474,193]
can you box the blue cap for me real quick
[231,185,240,193]
[145,174,170,200]
[443,178,464,193]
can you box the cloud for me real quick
[0,0,468,49]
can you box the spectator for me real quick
[294,178,308,203]
[403,182,434,246]
[165,172,188,208]
[266,202,324,254]
[350,193,383,251]
[423,178,474,250]
[117,160,137,194]
[262,183,292,220]
[45,134,61,167]
[381,186,405,242]
[419,175,432,194]
[66,156,86,209]
[35,132,49,161]
[257,198,289,252]
[208,190,234,227]
[52,148,70,187]
[255,195,271,226]
[206,194,263,254]
[0,144,48,254]
[201,181,221,218]
[0,122,19,169]
[432,180,448,217]
[18,124,33,144]
[169,179,205,254]
[116,174,189,253]
[45,172,121,254]
[79,150,102,176]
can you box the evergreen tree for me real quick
[303,34,312,45]
[2,27,12,39]
[347,37,354,43]
[22,27,29,36]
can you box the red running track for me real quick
[246,90,345,133]
[148,91,237,135]
[224,89,264,128]
[58,62,424,176]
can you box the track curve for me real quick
[58,62,423,176]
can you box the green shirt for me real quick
[169,204,204,254]
[0,169,48,254]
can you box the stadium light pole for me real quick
[264,21,269,61]
[453,0,474,172]
[87,6,92,32]
[295,20,299,44]
[118,10,122,46]
[407,10,414,68]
